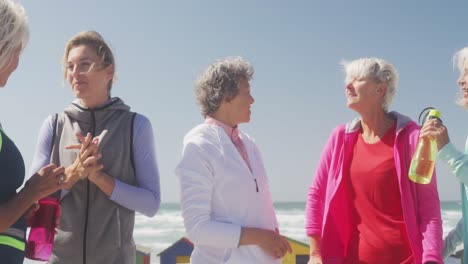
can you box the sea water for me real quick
[24,201,463,264]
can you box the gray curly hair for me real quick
[0,0,29,71]
[341,57,398,112]
[195,56,254,116]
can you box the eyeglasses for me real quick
[66,61,102,75]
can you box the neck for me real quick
[359,109,394,143]
[79,94,109,109]
[210,111,237,128]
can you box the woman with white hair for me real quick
[176,56,291,264]
[0,0,65,262]
[421,47,468,262]
[305,57,442,264]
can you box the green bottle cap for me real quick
[428,109,441,119]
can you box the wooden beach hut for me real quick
[136,244,152,264]
[158,236,310,264]
[158,237,194,264]
[282,237,310,264]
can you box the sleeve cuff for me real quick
[438,142,461,162]
[109,178,123,201]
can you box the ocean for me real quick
[24,201,463,264]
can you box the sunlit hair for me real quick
[195,56,254,116]
[453,47,468,108]
[62,30,116,91]
[0,0,29,70]
[341,57,398,112]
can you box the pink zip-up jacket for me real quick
[305,112,442,264]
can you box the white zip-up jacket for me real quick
[176,124,280,264]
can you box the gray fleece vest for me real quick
[48,98,137,264]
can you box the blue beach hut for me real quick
[158,237,194,264]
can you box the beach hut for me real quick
[158,237,194,264]
[282,237,310,264]
[158,236,310,264]
[136,244,152,264]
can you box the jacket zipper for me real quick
[254,179,259,192]
[82,110,96,264]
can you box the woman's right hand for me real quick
[25,164,65,201]
[420,118,450,150]
[240,227,292,259]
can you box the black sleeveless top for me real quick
[0,128,26,263]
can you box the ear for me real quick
[376,83,387,96]
[105,64,115,82]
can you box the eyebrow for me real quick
[67,57,93,64]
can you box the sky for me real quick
[3,0,468,203]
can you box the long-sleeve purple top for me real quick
[29,113,161,217]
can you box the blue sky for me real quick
[4,0,468,202]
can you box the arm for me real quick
[93,114,161,217]
[416,173,443,263]
[28,115,55,178]
[438,142,468,184]
[409,128,443,263]
[442,218,463,261]
[176,141,241,248]
[0,164,64,232]
[29,115,95,194]
[306,127,341,258]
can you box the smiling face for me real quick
[345,76,385,113]
[457,65,468,107]
[0,46,21,87]
[224,77,255,126]
[66,45,114,107]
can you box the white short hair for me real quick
[454,47,468,73]
[341,57,398,111]
[0,0,29,70]
[453,47,468,108]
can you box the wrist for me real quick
[19,185,39,205]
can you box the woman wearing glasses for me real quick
[29,31,161,264]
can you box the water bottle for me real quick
[408,109,441,184]
[25,196,60,260]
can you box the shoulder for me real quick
[183,124,220,146]
[40,114,58,131]
[133,113,150,123]
[133,113,152,130]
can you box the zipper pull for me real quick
[254,179,259,192]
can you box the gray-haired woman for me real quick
[0,1,65,263]
[421,47,468,262]
[176,56,291,264]
[306,57,442,264]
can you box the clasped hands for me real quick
[61,130,107,189]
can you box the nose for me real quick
[68,65,83,77]
[71,67,82,77]
[250,94,255,104]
